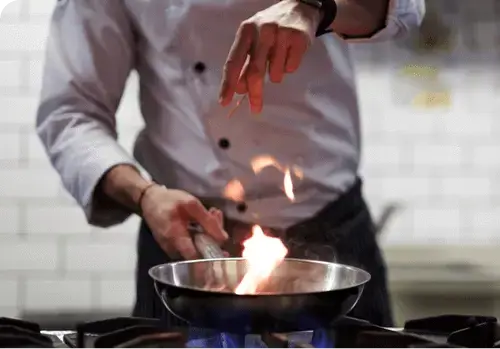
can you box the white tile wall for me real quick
[0,238,58,271]
[24,277,93,311]
[0,205,20,234]
[0,278,18,308]
[0,0,499,319]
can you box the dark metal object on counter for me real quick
[149,258,371,333]
[0,317,62,348]
[20,311,130,331]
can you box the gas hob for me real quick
[1,314,499,348]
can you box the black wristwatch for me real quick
[298,0,337,37]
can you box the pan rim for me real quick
[148,257,371,296]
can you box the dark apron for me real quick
[132,178,394,328]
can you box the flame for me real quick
[250,155,298,201]
[251,155,284,174]
[292,165,304,180]
[283,168,295,201]
[233,156,297,294]
[223,179,245,202]
[235,225,288,295]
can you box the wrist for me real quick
[297,0,323,28]
[101,164,153,214]
[297,0,337,36]
[136,182,162,215]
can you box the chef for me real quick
[36,0,424,328]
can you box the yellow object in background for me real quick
[396,64,452,109]
[412,91,451,108]
[400,65,439,80]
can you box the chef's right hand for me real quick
[139,184,229,260]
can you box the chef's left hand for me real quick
[219,0,321,114]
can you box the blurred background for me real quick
[1,0,500,328]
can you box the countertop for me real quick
[382,244,500,293]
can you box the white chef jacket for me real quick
[36,0,425,229]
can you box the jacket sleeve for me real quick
[36,0,140,227]
[341,0,426,42]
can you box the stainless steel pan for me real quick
[149,232,371,333]
[149,258,370,333]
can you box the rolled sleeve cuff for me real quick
[80,144,139,228]
[339,0,424,43]
[53,125,145,228]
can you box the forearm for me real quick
[331,0,389,37]
[98,164,153,214]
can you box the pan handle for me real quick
[188,223,226,259]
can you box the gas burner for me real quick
[2,314,500,348]
[64,317,318,348]
[59,315,500,349]
[0,317,60,348]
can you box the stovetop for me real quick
[2,314,500,348]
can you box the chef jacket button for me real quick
[236,202,248,213]
[218,138,230,149]
[193,62,206,74]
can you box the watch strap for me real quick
[298,0,337,37]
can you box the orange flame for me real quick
[235,225,288,295]
[250,155,298,201]
[284,168,295,202]
[251,155,284,174]
[234,157,297,294]
[292,165,304,180]
[223,179,245,202]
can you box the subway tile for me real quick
[0,23,49,52]
[0,205,20,234]
[28,58,43,91]
[0,237,58,271]
[117,129,139,156]
[412,207,461,243]
[380,110,437,135]
[378,177,433,201]
[413,144,463,167]
[25,277,92,311]
[0,0,22,19]
[472,145,500,168]
[439,113,493,137]
[28,0,57,16]
[116,110,144,129]
[97,279,135,309]
[64,237,136,272]
[440,177,491,199]
[0,307,20,319]
[359,103,383,134]
[0,96,39,125]
[57,187,77,205]
[0,278,18,308]
[0,168,61,198]
[25,205,91,234]
[0,132,21,161]
[116,76,144,129]
[26,131,51,164]
[379,207,415,245]
[470,207,500,232]
[0,60,22,87]
[362,177,385,203]
[362,144,401,167]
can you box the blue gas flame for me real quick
[186,329,335,348]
